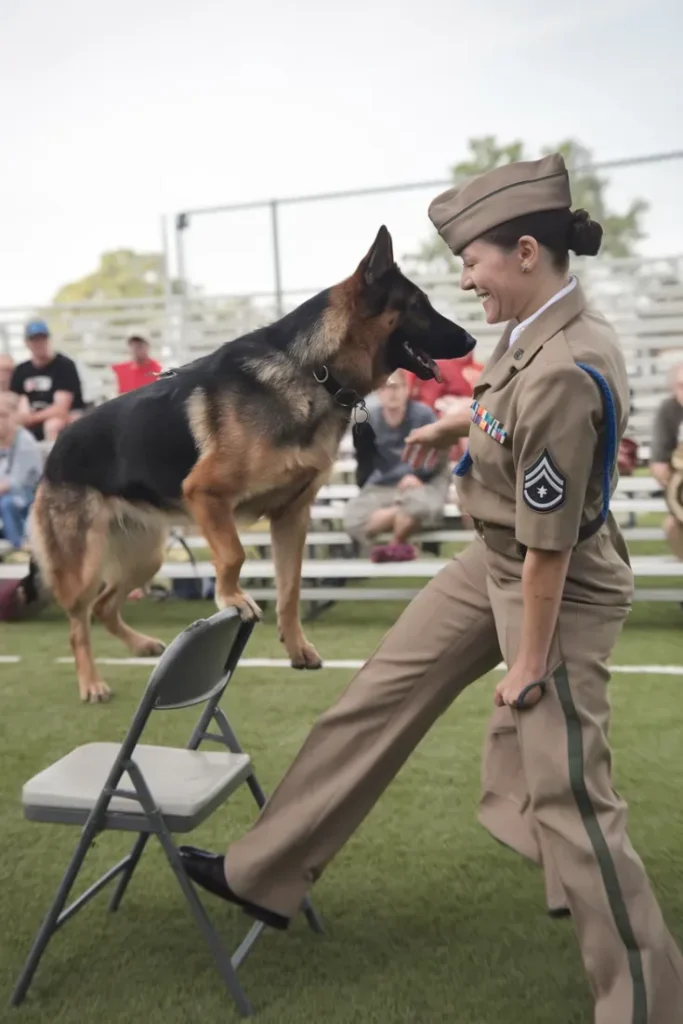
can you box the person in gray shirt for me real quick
[649,361,683,560]
[344,370,451,561]
[0,392,43,549]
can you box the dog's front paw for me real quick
[288,639,323,671]
[79,677,112,704]
[216,589,263,622]
[131,635,166,657]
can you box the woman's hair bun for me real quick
[567,208,603,257]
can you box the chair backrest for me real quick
[146,607,252,711]
[73,609,255,830]
[117,606,255,758]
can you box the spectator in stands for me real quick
[0,353,15,393]
[10,320,85,442]
[405,352,483,465]
[344,369,450,562]
[112,333,162,394]
[650,361,683,559]
[405,351,482,410]
[0,392,43,550]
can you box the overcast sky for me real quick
[1,0,681,309]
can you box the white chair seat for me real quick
[23,742,252,828]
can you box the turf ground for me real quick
[1,588,682,1024]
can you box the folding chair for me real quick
[10,607,323,1017]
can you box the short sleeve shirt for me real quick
[365,400,441,486]
[112,358,162,394]
[10,354,85,412]
[650,396,683,464]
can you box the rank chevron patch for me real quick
[522,449,567,512]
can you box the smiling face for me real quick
[458,238,535,325]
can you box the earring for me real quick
[521,262,531,273]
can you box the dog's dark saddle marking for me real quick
[43,299,348,513]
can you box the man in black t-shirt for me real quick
[10,319,85,442]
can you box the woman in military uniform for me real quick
[181,154,683,1023]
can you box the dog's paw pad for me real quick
[135,638,166,657]
[82,681,112,704]
[290,644,323,670]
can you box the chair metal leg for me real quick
[302,896,325,934]
[231,920,266,971]
[10,823,97,1007]
[108,833,150,912]
[156,829,254,1017]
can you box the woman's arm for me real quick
[494,546,572,708]
[402,401,471,470]
[650,461,672,489]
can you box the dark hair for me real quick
[479,208,603,270]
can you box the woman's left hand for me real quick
[494,662,547,710]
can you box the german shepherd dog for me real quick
[29,227,476,702]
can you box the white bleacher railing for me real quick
[1,254,682,442]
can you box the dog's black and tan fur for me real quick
[29,227,475,702]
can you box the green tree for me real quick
[410,136,648,271]
[52,249,180,303]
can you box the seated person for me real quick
[0,392,43,550]
[405,351,482,409]
[10,320,85,442]
[112,333,162,394]
[344,370,450,562]
[0,353,15,393]
[650,361,683,559]
[405,352,483,463]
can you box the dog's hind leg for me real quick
[93,518,167,657]
[32,490,112,704]
[270,490,323,669]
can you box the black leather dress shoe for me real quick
[178,846,290,931]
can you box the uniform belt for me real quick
[472,519,524,559]
[472,513,606,558]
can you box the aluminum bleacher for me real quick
[1,254,682,607]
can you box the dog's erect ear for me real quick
[361,225,395,285]
[356,226,395,317]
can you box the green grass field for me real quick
[1,590,682,1024]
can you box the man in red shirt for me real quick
[404,351,482,408]
[112,335,162,395]
[404,352,483,463]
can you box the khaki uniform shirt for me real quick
[455,280,633,598]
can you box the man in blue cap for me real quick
[10,320,85,442]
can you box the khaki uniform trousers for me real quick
[225,536,683,1024]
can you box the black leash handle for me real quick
[509,679,547,710]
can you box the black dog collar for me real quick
[313,365,363,409]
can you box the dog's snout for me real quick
[461,330,477,354]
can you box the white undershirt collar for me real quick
[508,276,577,347]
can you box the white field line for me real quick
[0,658,662,676]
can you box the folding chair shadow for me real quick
[10,607,323,1017]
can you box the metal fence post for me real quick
[270,200,284,318]
[175,213,189,363]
